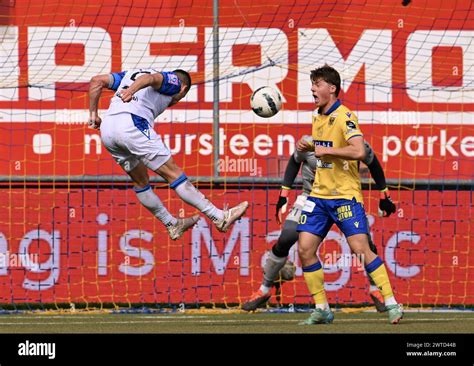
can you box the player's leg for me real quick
[298,231,326,307]
[128,161,177,226]
[264,220,298,289]
[100,113,198,241]
[298,231,334,324]
[242,195,307,311]
[124,116,247,233]
[100,113,176,229]
[366,223,387,312]
[346,234,402,323]
[297,197,334,324]
[241,219,298,311]
[155,157,248,233]
[333,199,402,324]
[127,162,199,240]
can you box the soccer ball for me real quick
[250,86,282,118]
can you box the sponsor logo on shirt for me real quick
[314,139,333,168]
[346,120,357,129]
[314,140,333,147]
[167,73,180,85]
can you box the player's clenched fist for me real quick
[88,114,102,129]
[378,188,396,217]
[296,137,313,152]
[118,89,134,103]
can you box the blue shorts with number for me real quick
[296,196,368,239]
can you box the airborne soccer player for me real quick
[296,65,403,325]
[242,136,396,312]
[88,69,248,240]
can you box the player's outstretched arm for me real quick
[88,74,110,129]
[315,135,366,160]
[119,73,164,102]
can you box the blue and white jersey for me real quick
[106,69,182,126]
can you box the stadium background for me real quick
[0,0,472,310]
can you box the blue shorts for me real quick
[296,197,368,239]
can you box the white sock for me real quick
[171,175,224,221]
[134,185,177,226]
[259,284,272,295]
[316,302,329,311]
[384,296,397,306]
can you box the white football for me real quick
[250,86,282,118]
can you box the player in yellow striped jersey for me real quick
[241,137,395,312]
[297,65,403,325]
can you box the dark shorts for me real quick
[296,196,368,239]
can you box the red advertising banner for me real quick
[0,0,472,179]
[0,187,472,305]
[2,123,474,180]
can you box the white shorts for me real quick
[100,112,171,172]
[286,194,308,223]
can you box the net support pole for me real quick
[212,0,220,178]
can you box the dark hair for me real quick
[173,69,192,93]
[310,64,341,97]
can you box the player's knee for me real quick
[159,169,181,183]
[297,244,314,262]
[273,222,299,257]
[350,240,372,257]
[132,177,149,189]
[351,247,366,257]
